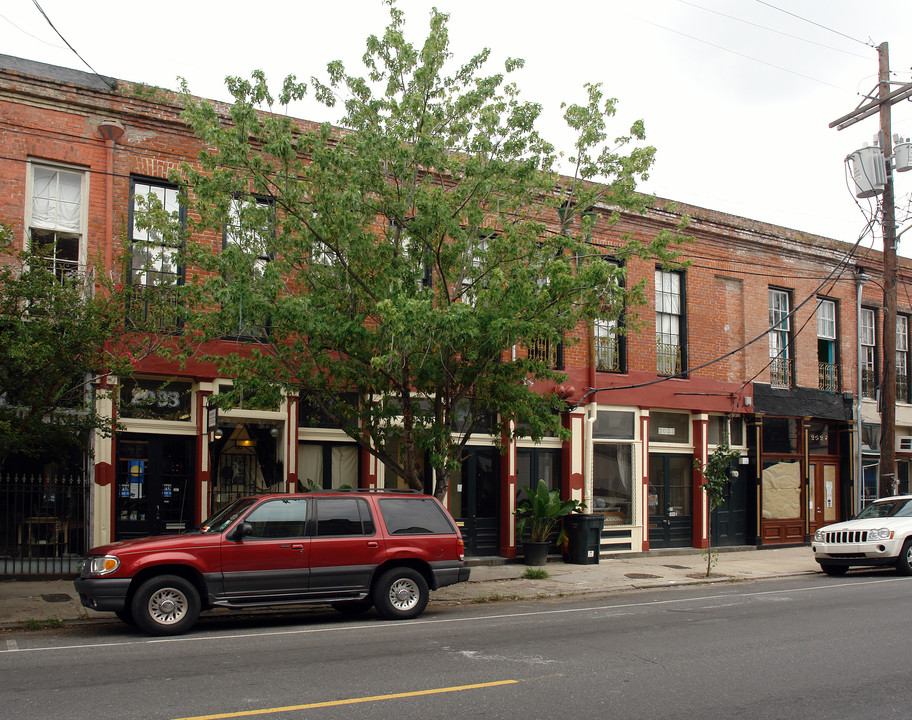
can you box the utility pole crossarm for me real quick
[829,81,912,131]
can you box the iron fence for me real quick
[0,473,89,575]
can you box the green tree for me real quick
[695,442,741,577]
[164,1,687,498]
[0,235,157,470]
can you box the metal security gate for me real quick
[0,473,89,575]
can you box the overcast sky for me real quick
[5,0,912,255]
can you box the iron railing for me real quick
[594,335,620,372]
[656,340,681,376]
[818,362,839,393]
[0,473,89,575]
[862,368,877,399]
[770,357,793,388]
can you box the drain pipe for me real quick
[97,120,125,280]
[855,267,870,513]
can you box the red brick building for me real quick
[3,54,911,567]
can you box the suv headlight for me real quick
[814,530,825,542]
[868,528,894,541]
[85,555,120,576]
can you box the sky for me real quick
[5,0,912,255]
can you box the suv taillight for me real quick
[457,537,465,561]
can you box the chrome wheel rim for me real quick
[388,578,420,612]
[147,587,188,625]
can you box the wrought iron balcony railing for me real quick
[818,362,839,393]
[770,357,793,388]
[594,335,620,373]
[656,340,682,377]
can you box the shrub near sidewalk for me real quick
[694,443,741,577]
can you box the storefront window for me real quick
[761,460,801,519]
[708,415,744,446]
[592,444,633,525]
[762,417,798,454]
[120,379,191,421]
[808,422,838,455]
[299,443,359,489]
[593,411,634,439]
[648,411,689,444]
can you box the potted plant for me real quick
[515,479,584,565]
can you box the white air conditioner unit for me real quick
[897,436,912,451]
[849,145,887,198]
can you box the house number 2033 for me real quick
[132,388,181,408]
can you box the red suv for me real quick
[74,491,469,635]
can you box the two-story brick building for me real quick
[3,53,911,570]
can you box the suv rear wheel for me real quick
[131,575,200,636]
[372,568,428,620]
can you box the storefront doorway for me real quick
[454,447,500,556]
[647,453,693,548]
[114,435,194,540]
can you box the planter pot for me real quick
[522,541,550,566]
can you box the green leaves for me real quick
[159,1,687,499]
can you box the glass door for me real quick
[648,453,693,548]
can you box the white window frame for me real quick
[130,179,183,287]
[769,288,791,359]
[24,160,89,276]
[817,299,836,340]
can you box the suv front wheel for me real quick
[131,575,200,636]
[372,568,428,620]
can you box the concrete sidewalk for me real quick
[0,545,820,630]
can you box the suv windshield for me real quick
[854,499,912,520]
[196,498,258,533]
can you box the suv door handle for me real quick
[291,544,304,551]
[367,541,379,548]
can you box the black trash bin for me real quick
[563,513,604,564]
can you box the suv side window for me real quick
[378,498,456,534]
[313,498,374,536]
[243,498,308,538]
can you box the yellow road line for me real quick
[171,679,520,720]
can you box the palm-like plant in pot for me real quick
[515,479,584,565]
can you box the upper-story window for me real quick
[898,315,910,403]
[460,234,488,303]
[816,298,838,392]
[655,270,684,376]
[594,259,624,373]
[26,163,87,281]
[769,288,792,388]
[129,179,184,330]
[224,196,273,340]
[861,307,877,399]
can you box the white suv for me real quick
[812,495,912,576]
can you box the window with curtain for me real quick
[861,307,876,398]
[816,298,838,392]
[28,164,84,281]
[898,315,910,402]
[769,288,792,388]
[656,270,683,376]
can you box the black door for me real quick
[455,447,500,556]
[115,435,194,540]
[648,453,693,548]
[711,463,747,547]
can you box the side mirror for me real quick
[227,522,253,542]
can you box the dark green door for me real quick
[455,448,500,556]
[648,453,693,548]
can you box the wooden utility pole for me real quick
[830,42,912,498]
[879,43,898,496]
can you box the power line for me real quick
[753,0,875,48]
[30,0,116,91]
[635,16,844,89]
[0,10,64,48]
[675,0,871,60]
